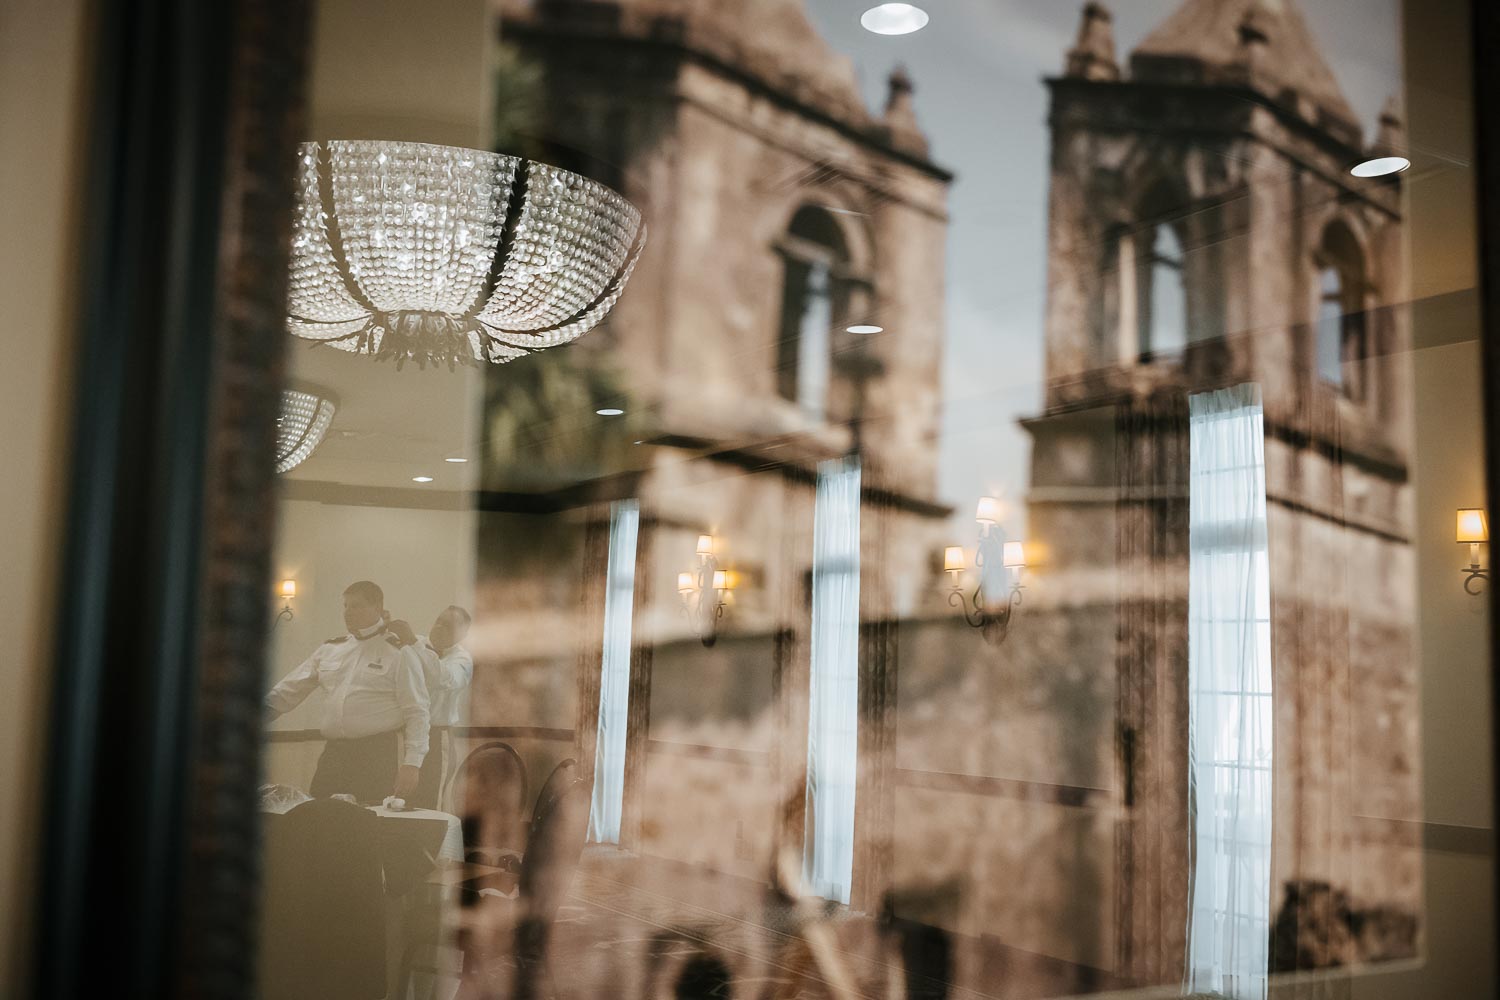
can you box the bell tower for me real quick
[1026,0,1419,982]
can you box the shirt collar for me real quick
[351,620,388,641]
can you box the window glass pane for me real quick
[227,2,1496,999]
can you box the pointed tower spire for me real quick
[1065,3,1120,82]
[883,64,929,156]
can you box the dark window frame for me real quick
[31,1,310,998]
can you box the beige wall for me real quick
[308,0,490,147]
[1353,0,1493,993]
[0,0,91,989]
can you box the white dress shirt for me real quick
[266,625,431,766]
[414,637,473,728]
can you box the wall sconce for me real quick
[1457,508,1489,594]
[273,578,297,626]
[680,534,732,647]
[945,497,1026,645]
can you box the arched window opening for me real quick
[1138,222,1187,361]
[1315,224,1369,401]
[1115,182,1197,365]
[777,207,852,420]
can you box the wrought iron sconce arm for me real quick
[948,580,1023,644]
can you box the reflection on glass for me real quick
[778,207,850,419]
[241,0,1493,996]
[1186,385,1274,998]
[588,499,640,845]
[1144,222,1186,358]
[1315,222,1369,399]
[804,456,862,904]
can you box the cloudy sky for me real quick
[799,0,1403,540]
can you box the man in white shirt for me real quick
[265,580,431,803]
[413,605,474,810]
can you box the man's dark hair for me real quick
[344,580,385,607]
[444,605,472,627]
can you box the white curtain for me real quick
[588,499,639,844]
[1185,385,1274,999]
[803,456,861,904]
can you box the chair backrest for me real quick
[449,740,528,854]
[519,778,591,926]
[531,756,577,832]
[258,798,386,1000]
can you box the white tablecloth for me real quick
[368,805,464,863]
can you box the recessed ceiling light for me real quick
[412,475,434,483]
[1351,155,1410,178]
[861,3,928,35]
[596,407,625,416]
[847,324,884,335]
[444,457,468,463]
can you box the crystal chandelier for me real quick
[275,388,337,473]
[287,140,647,369]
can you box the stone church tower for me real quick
[486,0,952,907]
[1027,0,1419,981]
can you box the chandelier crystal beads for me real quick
[287,140,646,369]
[275,388,337,473]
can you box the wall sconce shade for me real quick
[272,578,297,626]
[677,572,695,594]
[696,534,715,557]
[943,546,965,573]
[1457,508,1490,594]
[1457,508,1488,543]
[975,497,1001,526]
[1002,541,1026,569]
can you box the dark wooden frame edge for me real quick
[31,1,310,998]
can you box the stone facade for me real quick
[1025,0,1421,981]
[479,0,954,904]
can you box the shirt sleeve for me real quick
[394,645,432,767]
[412,641,441,694]
[264,649,322,718]
[437,647,474,693]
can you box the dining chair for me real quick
[511,778,592,1000]
[529,756,578,833]
[447,740,529,864]
[401,779,592,1000]
[259,798,386,1000]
